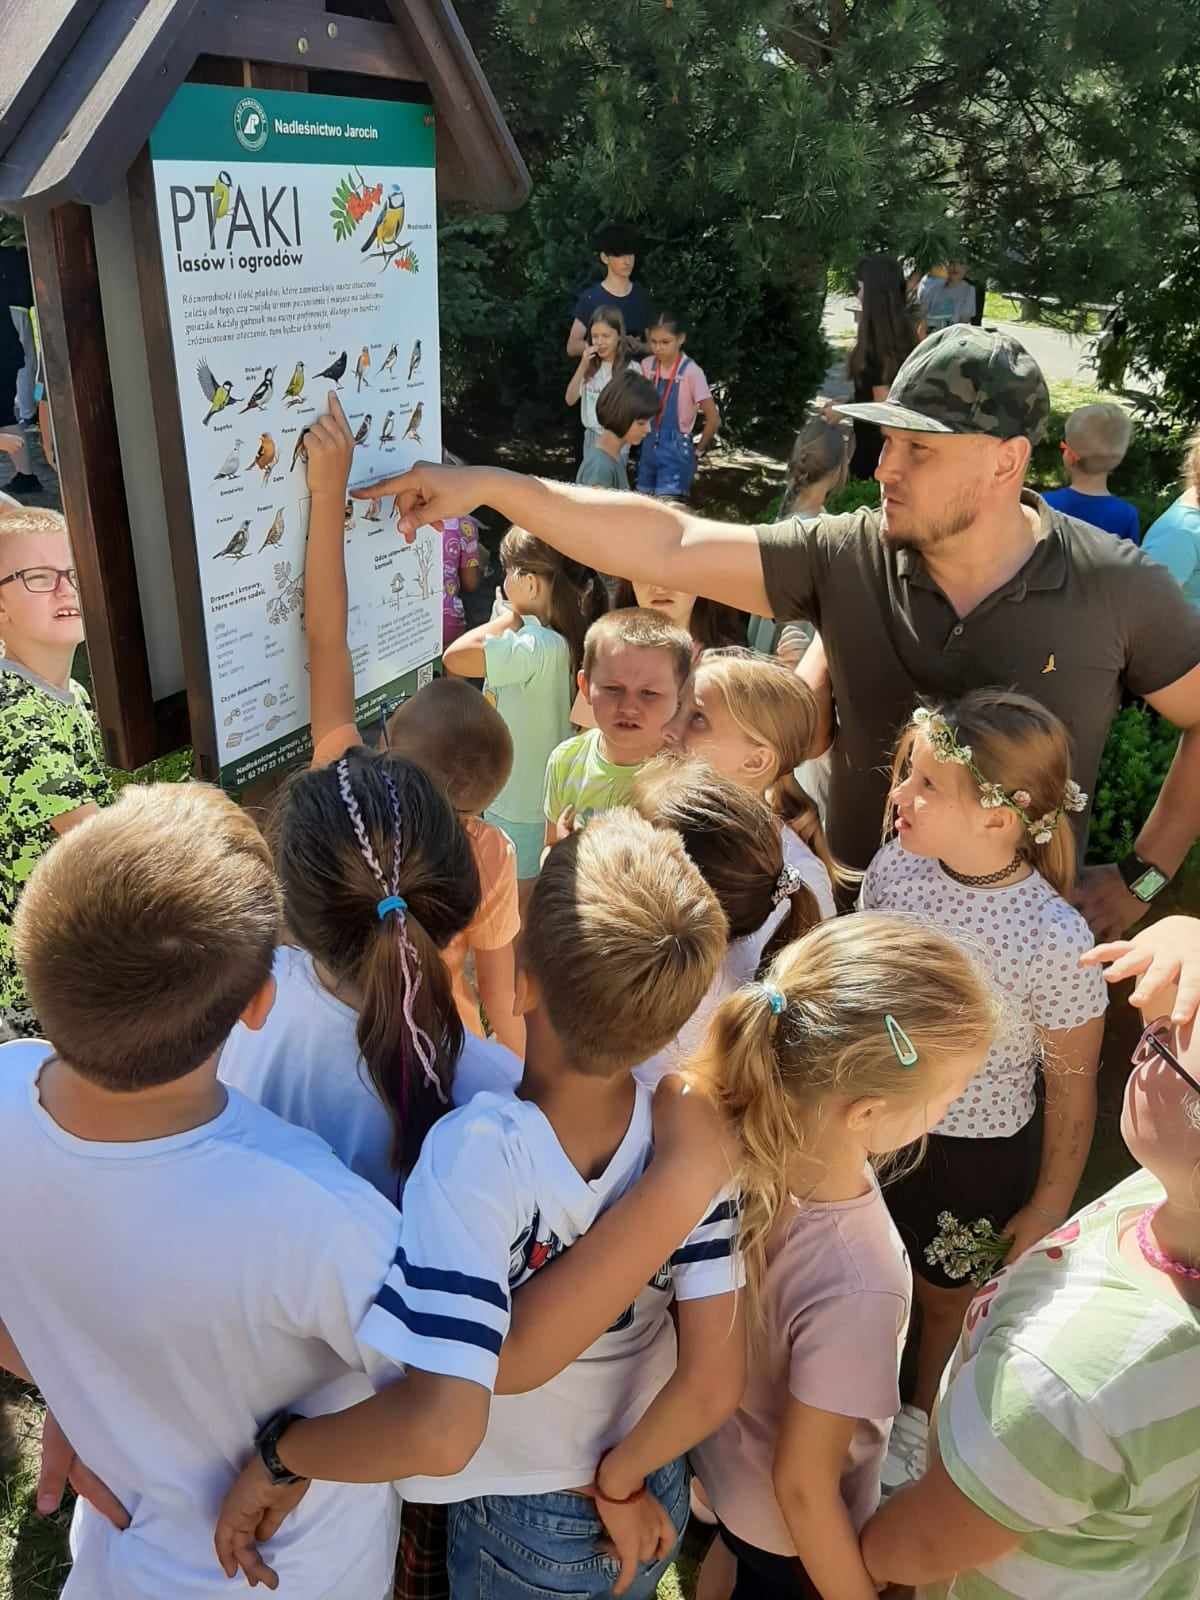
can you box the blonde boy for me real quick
[544,608,691,839]
[1044,402,1140,544]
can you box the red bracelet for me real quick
[593,1448,647,1505]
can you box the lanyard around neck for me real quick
[654,354,684,430]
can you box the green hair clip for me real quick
[885,1014,919,1068]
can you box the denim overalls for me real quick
[637,355,696,498]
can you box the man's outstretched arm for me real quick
[353,462,776,616]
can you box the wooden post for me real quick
[24,204,157,770]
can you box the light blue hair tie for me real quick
[760,983,786,1016]
[377,895,408,920]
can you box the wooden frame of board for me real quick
[1,1,529,774]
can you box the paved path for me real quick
[823,295,1098,388]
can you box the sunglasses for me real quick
[1132,1018,1200,1097]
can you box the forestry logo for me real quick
[233,97,269,153]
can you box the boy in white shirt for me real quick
[0,782,430,1600]
[217,809,745,1599]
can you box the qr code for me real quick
[417,661,435,690]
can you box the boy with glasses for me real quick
[0,506,109,1037]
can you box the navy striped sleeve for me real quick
[671,1184,744,1301]
[358,1109,520,1389]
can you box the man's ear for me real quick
[239,975,276,1032]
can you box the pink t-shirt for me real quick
[692,1180,910,1554]
[639,356,712,433]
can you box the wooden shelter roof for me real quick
[0,0,529,213]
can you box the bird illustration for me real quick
[380,343,398,377]
[407,339,422,381]
[283,361,305,406]
[215,521,250,560]
[241,367,275,413]
[364,498,382,522]
[197,358,237,426]
[355,347,371,391]
[290,428,310,473]
[361,188,405,263]
[213,170,232,221]
[353,413,373,447]
[401,402,423,443]
[344,499,355,530]
[314,351,347,386]
[258,508,285,552]
[247,433,276,480]
[380,410,396,444]
[1042,653,1057,675]
[214,441,241,480]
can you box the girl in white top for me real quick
[564,303,639,465]
[631,754,827,1083]
[860,689,1107,1475]
[689,915,996,1600]
[665,647,844,919]
[220,750,520,1203]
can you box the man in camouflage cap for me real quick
[353,327,1200,940]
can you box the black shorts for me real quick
[885,1102,1043,1290]
[718,1523,821,1600]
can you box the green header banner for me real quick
[150,83,435,169]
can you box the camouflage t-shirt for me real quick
[0,661,112,1034]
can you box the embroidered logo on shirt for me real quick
[1041,653,1056,674]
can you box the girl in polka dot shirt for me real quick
[859,688,1107,1487]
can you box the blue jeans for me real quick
[636,428,695,498]
[447,1456,690,1599]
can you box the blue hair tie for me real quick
[760,983,786,1016]
[377,895,408,920]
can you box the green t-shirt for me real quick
[0,662,112,1034]
[927,1168,1200,1599]
[483,616,573,827]
[543,727,644,825]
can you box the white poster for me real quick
[149,84,441,787]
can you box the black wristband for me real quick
[1118,854,1171,903]
[255,1410,306,1485]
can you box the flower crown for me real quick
[911,707,1087,845]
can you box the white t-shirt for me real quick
[0,1041,412,1600]
[638,831,835,1087]
[579,358,640,433]
[383,1084,742,1501]
[859,841,1107,1137]
[219,945,521,1203]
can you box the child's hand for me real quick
[214,1453,310,1589]
[651,1075,735,1196]
[551,806,577,844]
[304,392,355,503]
[37,1409,130,1530]
[1083,915,1200,1024]
[593,1483,676,1595]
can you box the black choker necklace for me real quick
[939,850,1025,888]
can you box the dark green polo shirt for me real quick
[758,492,1200,870]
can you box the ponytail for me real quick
[500,526,609,678]
[275,750,480,1176]
[688,915,998,1323]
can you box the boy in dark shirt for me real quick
[566,222,653,358]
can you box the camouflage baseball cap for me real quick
[837,325,1050,443]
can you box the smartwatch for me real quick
[255,1410,306,1485]
[1118,853,1171,904]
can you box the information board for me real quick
[149,84,441,788]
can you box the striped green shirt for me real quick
[926,1170,1200,1599]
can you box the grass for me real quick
[0,1380,73,1600]
[984,291,1102,335]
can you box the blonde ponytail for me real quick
[689,914,997,1321]
[696,650,856,893]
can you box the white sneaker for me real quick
[879,1404,929,1497]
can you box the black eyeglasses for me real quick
[1132,1018,1200,1096]
[0,567,79,594]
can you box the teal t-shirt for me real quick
[1143,495,1200,606]
[483,616,573,826]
